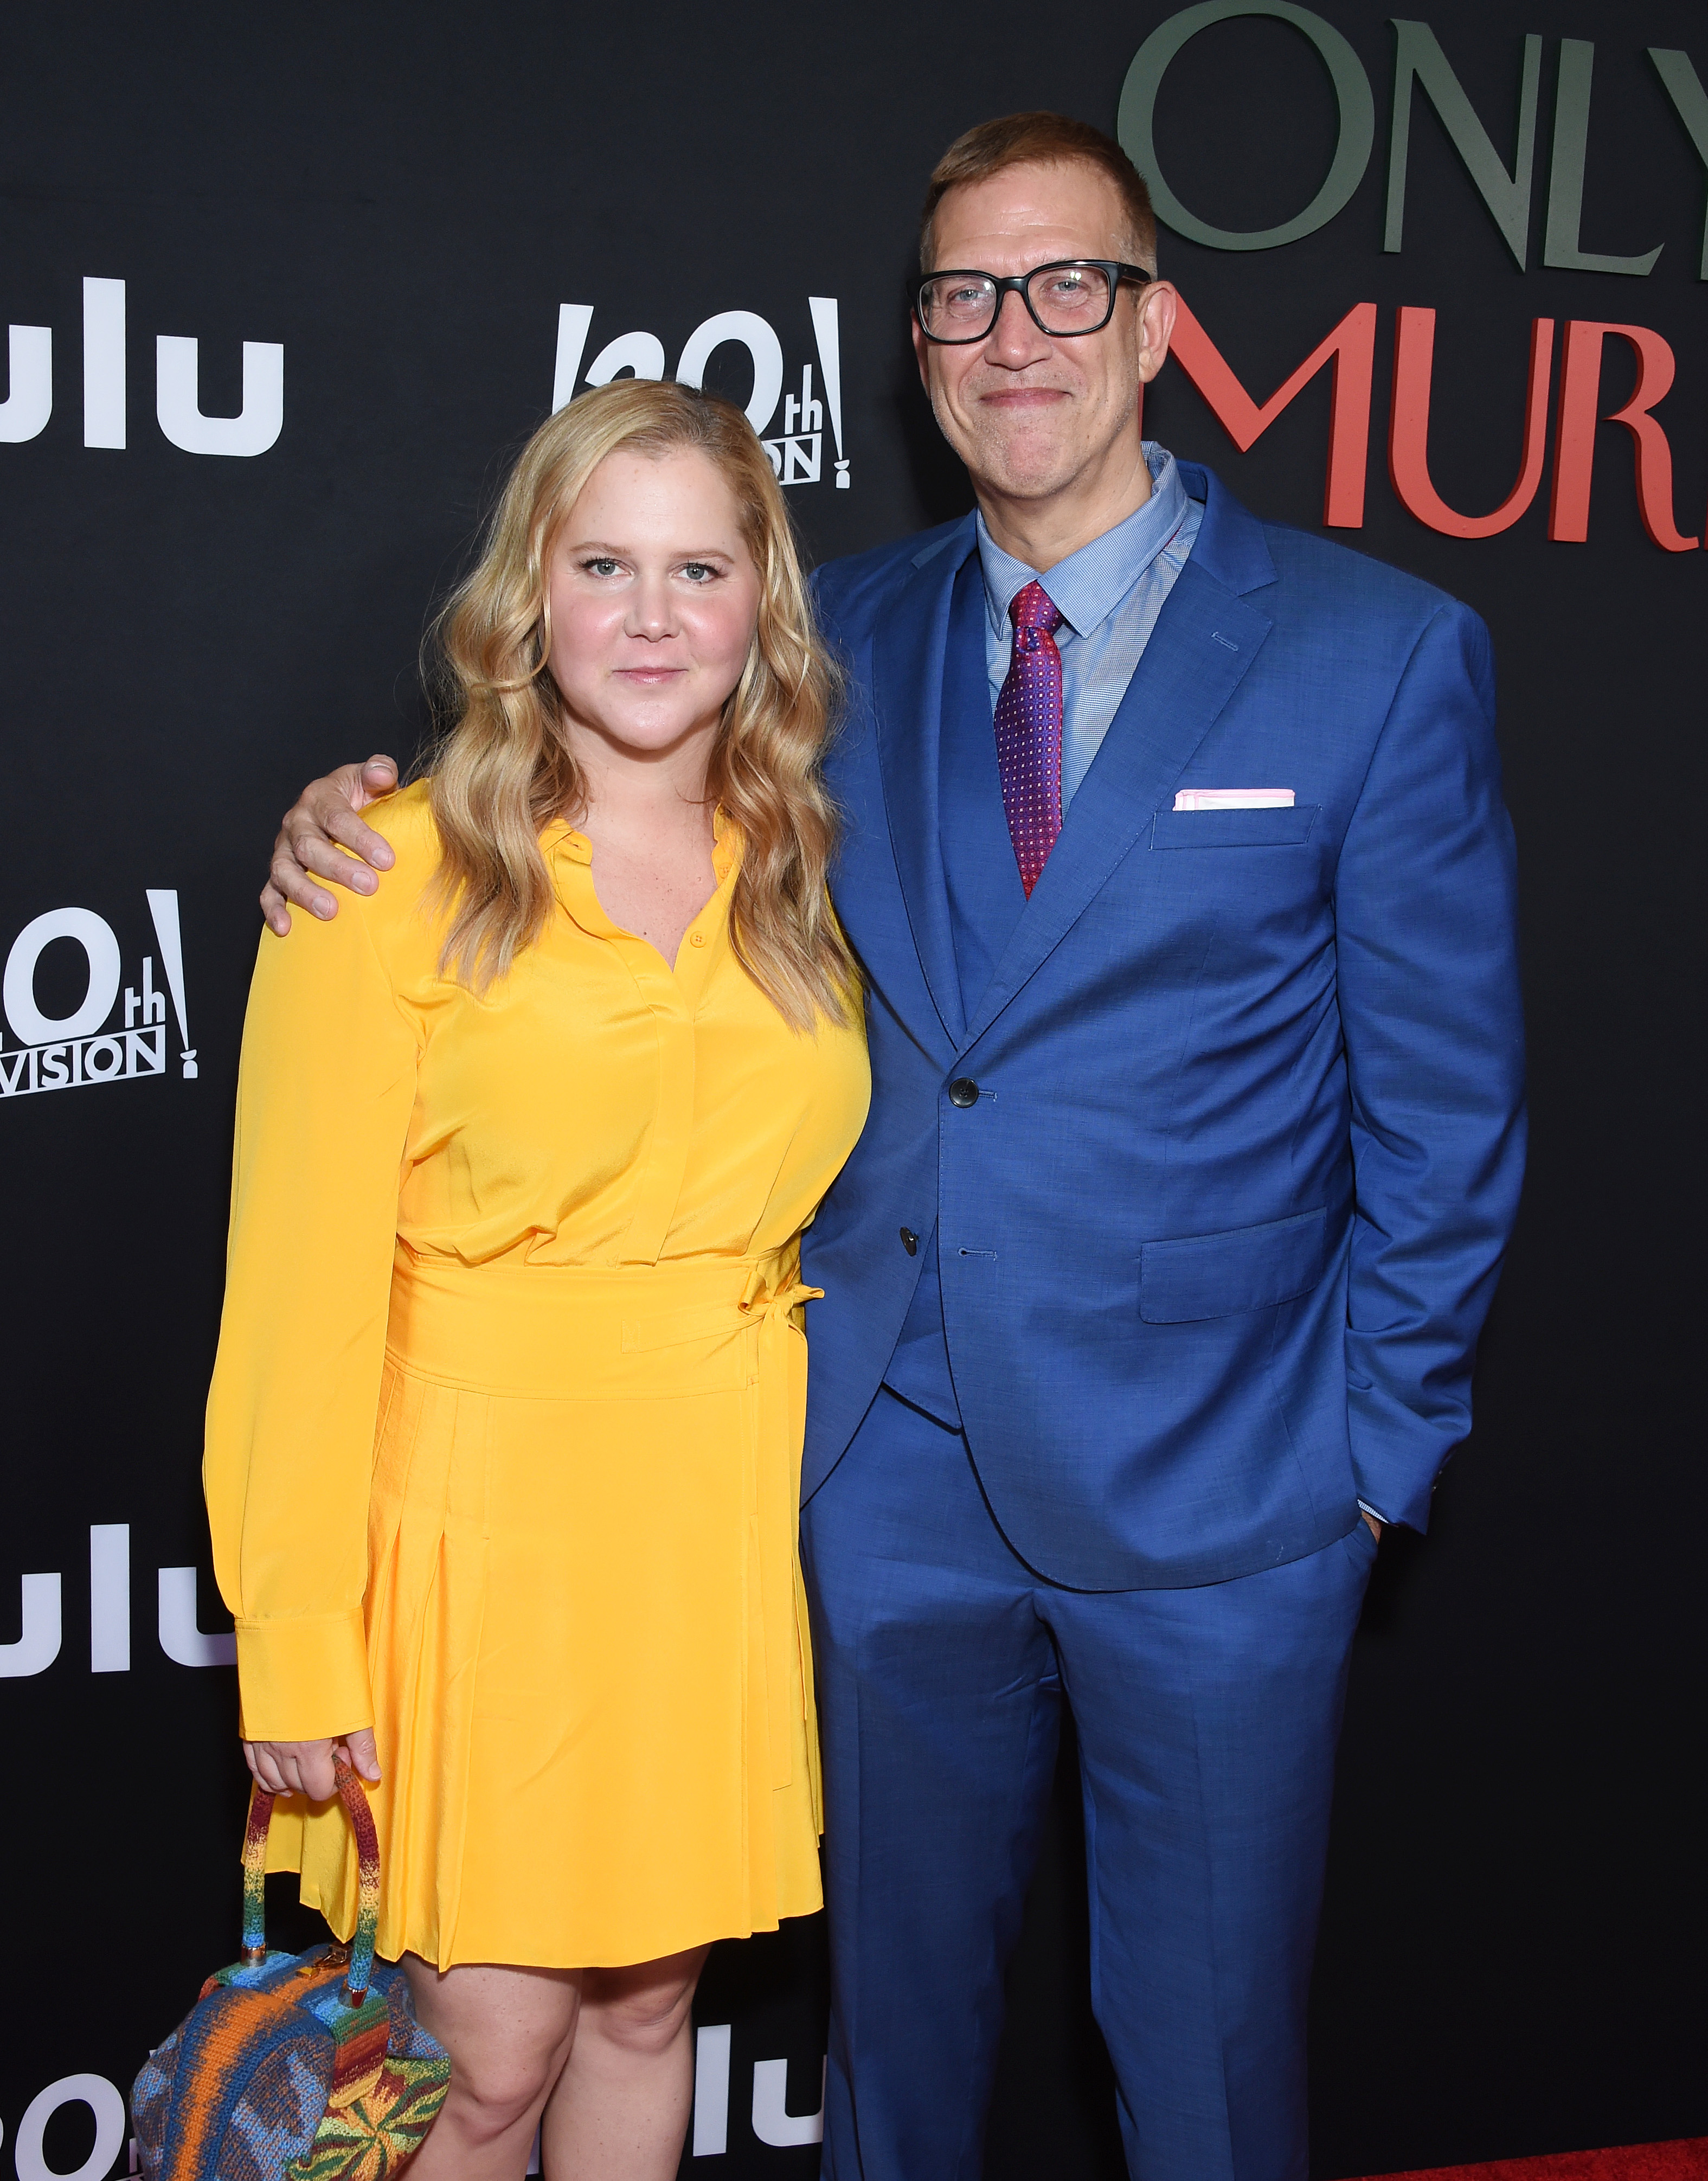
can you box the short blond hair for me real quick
[920,112,1158,273]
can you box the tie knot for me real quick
[1009,579,1063,638]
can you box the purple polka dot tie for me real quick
[993,579,1065,897]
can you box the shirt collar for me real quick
[541,806,740,880]
[975,442,1189,644]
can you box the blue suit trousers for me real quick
[800,1388,1378,2181]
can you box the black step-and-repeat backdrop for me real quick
[2,5,1702,2177]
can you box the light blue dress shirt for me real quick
[977,441,1203,810]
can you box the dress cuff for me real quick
[235,1609,373,1743]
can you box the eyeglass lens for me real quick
[919,264,1116,338]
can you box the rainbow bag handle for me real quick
[132,1759,451,2181]
[238,1762,381,2001]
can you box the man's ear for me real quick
[911,315,932,393]
[1136,281,1179,384]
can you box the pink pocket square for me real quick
[1173,789,1296,811]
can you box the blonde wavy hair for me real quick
[423,378,855,1029]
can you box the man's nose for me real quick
[983,286,1052,368]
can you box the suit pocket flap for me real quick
[1151,805,1320,848]
[1139,1207,1327,1323]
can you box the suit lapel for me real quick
[870,519,978,1049]
[963,508,1274,1049]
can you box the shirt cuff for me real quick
[1357,1500,1390,1526]
[235,1609,373,1744]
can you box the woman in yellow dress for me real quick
[202,379,869,2180]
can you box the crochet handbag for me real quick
[132,1758,451,2180]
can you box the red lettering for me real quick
[1548,322,1699,551]
[1389,310,1555,539]
[1167,298,1377,529]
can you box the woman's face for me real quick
[545,445,762,766]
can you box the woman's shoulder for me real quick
[312,779,450,968]
[351,780,447,917]
[364,778,441,872]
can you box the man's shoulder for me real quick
[1225,512,1494,716]
[811,516,972,636]
[1260,519,1468,628]
[1186,463,1482,644]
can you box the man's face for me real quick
[914,159,1174,507]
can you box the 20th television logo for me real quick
[551,297,852,489]
[0,893,194,1101]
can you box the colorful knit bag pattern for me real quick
[132,1759,451,2180]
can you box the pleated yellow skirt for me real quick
[265,1247,824,1970]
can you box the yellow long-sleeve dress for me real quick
[203,782,870,1971]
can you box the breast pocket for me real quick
[1139,1207,1327,1323]
[1150,805,1320,849]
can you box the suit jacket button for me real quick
[948,1077,979,1108]
[900,1227,919,1256]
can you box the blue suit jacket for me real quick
[800,465,1526,1589]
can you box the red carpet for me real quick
[1357,2142,1708,2181]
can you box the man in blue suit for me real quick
[264,111,1524,2181]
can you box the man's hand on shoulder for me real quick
[261,755,400,934]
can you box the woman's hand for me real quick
[243,1727,382,1800]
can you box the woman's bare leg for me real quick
[540,1945,710,2179]
[402,1957,581,2180]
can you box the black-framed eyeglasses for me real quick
[913,259,1153,344]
